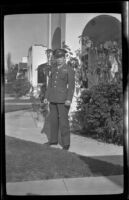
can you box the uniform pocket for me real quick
[57,88,67,93]
[60,71,67,80]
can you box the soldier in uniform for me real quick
[44,49,75,150]
[38,49,54,133]
[37,49,54,101]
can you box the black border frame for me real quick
[1,1,128,199]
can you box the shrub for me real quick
[12,78,31,98]
[74,81,123,145]
[5,82,14,95]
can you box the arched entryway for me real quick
[82,15,121,47]
[52,27,61,50]
[81,15,121,88]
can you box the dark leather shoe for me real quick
[41,128,44,133]
[63,146,70,150]
[44,142,58,146]
[49,142,58,145]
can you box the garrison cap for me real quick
[53,49,67,58]
[46,49,53,54]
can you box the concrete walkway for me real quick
[5,109,123,195]
[7,176,123,195]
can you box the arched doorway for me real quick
[81,15,121,88]
[82,15,121,47]
[52,27,61,50]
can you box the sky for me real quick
[4,14,49,70]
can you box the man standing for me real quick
[37,49,54,102]
[44,49,75,150]
[39,49,54,133]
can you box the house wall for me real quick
[60,14,66,47]
[21,57,28,63]
[50,13,121,54]
[32,45,47,86]
[51,14,61,49]
[65,13,121,56]
[27,47,32,84]
[51,13,66,49]
[27,13,122,88]
[51,14,61,39]
[27,45,47,87]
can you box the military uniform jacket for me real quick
[45,63,75,103]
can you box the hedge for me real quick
[72,81,123,145]
[12,78,31,98]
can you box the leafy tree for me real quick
[6,52,12,72]
[6,53,19,83]
[12,78,31,98]
[6,64,18,83]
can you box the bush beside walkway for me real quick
[4,96,32,113]
[71,82,123,146]
[5,105,32,113]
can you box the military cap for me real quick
[53,49,67,58]
[46,49,53,53]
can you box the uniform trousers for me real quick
[49,102,70,147]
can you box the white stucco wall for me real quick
[27,48,32,84]
[65,13,121,56]
[51,14,61,43]
[32,45,47,86]
[50,13,66,49]
[61,14,66,47]
[21,56,28,63]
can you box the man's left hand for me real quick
[65,100,71,106]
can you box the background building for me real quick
[27,45,47,86]
[17,63,28,79]
[16,57,28,79]
[21,57,28,63]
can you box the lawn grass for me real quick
[5,98,31,104]
[5,105,32,113]
[4,97,32,113]
[5,136,92,182]
[6,136,123,183]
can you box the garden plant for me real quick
[64,36,123,146]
